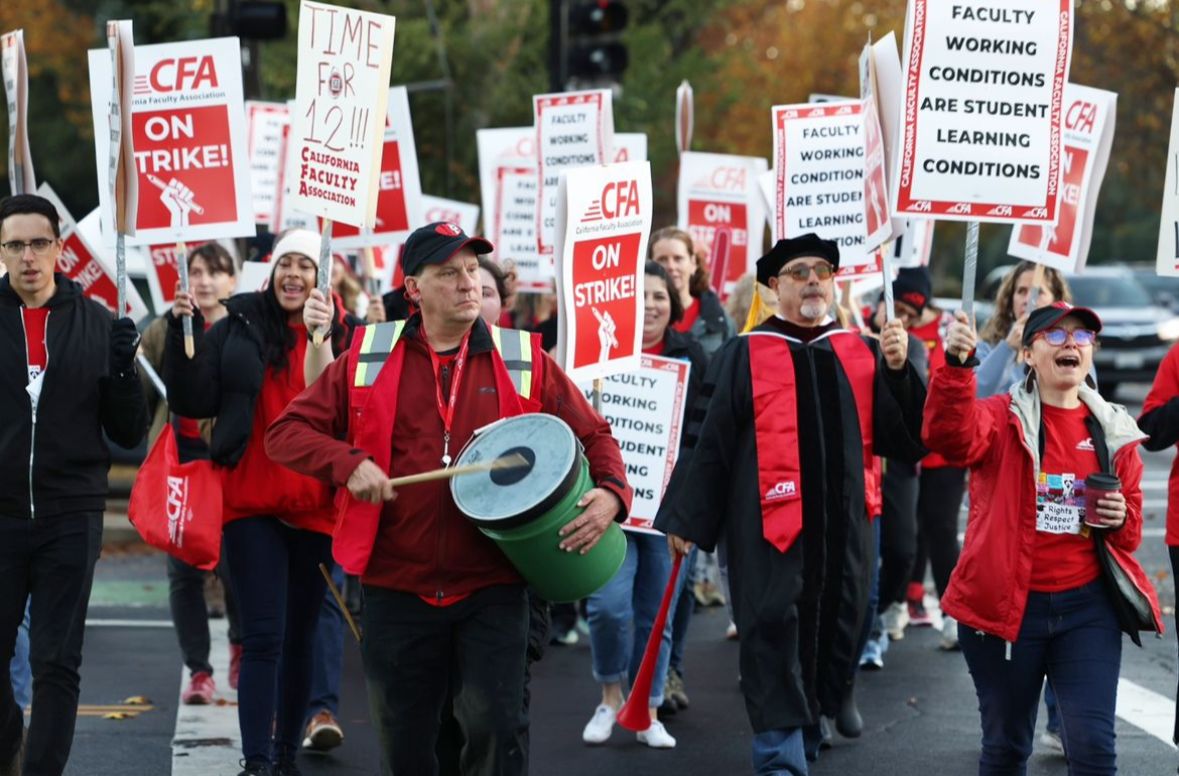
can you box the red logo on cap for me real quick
[436,223,462,237]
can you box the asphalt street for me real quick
[60,384,1179,775]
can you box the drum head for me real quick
[451,414,580,525]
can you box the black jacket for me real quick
[0,274,148,519]
[660,326,708,452]
[163,291,350,467]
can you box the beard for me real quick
[799,297,828,321]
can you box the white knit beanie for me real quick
[271,229,322,267]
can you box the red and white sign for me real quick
[613,132,647,163]
[89,36,253,245]
[1157,90,1179,277]
[326,86,423,249]
[893,0,1074,223]
[421,195,478,236]
[535,90,614,257]
[862,32,906,240]
[579,355,690,534]
[288,0,396,229]
[893,219,935,268]
[100,20,138,238]
[3,30,35,194]
[271,108,317,233]
[142,240,210,312]
[36,184,149,320]
[1009,84,1115,273]
[555,161,652,382]
[860,43,895,252]
[246,101,288,225]
[677,151,768,297]
[772,101,881,274]
[477,127,547,291]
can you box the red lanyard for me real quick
[426,328,471,466]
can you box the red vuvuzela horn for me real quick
[617,553,685,732]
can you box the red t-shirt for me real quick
[673,298,700,334]
[1029,403,1101,592]
[642,340,665,356]
[907,315,946,376]
[22,307,48,382]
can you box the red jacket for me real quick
[266,315,631,599]
[1140,342,1179,545]
[924,363,1162,643]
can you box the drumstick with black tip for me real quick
[385,452,530,489]
[318,563,362,643]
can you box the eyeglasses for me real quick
[0,239,56,259]
[780,263,835,282]
[1036,327,1096,347]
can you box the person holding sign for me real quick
[265,222,631,776]
[927,303,1161,775]
[650,226,736,358]
[656,234,927,774]
[581,261,706,750]
[0,194,148,776]
[163,228,351,776]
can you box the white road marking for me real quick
[1117,678,1177,750]
[85,619,174,628]
[171,618,242,775]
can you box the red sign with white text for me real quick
[144,241,210,311]
[571,232,643,370]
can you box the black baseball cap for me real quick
[1022,301,1102,347]
[755,233,840,286]
[401,222,493,277]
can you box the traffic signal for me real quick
[554,1,629,90]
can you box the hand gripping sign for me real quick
[89,36,253,245]
[555,161,652,383]
[1009,84,1115,273]
[892,0,1074,223]
[2,30,36,194]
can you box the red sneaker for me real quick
[181,672,215,705]
[228,644,243,690]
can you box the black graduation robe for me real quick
[654,320,927,732]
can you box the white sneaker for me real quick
[882,601,909,641]
[939,615,960,651]
[582,704,617,744]
[636,719,676,749]
[1039,730,1065,755]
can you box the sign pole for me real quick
[115,233,127,318]
[1027,260,1046,310]
[176,240,194,357]
[312,218,333,347]
[961,221,980,357]
[592,377,603,414]
[881,248,896,323]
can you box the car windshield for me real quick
[1067,276,1152,308]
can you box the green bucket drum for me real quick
[450,414,626,603]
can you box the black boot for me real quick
[836,682,863,738]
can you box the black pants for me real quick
[0,513,102,776]
[1170,546,1179,745]
[167,552,241,676]
[878,459,920,610]
[909,467,967,599]
[363,584,528,776]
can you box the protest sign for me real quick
[893,0,1074,223]
[893,219,934,268]
[613,132,647,163]
[677,151,769,296]
[676,80,693,156]
[246,101,288,225]
[287,0,396,229]
[271,110,317,233]
[2,30,35,193]
[477,127,547,290]
[580,356,690,533]
[555,161,651,382]
[421,195,479,236]
[99,20,138,239]
[1157,89,1179,277]
[142,240,210,312]
[1009,84,1115,273]
[860,43,895,251]
[235,260,272,295]
[327,86,423,248]
[535,89,614,257]
[36,184,149,320]
[89,36,253,245]
[772,101,881,274]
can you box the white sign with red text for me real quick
[477,127,547,290]
[893,0,1074,223]
[860,43,895,251]
[421,195,479,236]
[613,132,647,164]
[1008,84,1115,273]
[535,90,614,257]
[36,184,149,320]
[2,30,35,194]
[271,107,317,233]
[246,101,288,225]
[1157,90,1179,277]
[288,0,396,228]
[142,241,210,312]
[89,36,253,246]
[555,161,651,383]
[677,151,768,296]
[579,355,690,534]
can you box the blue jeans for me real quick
[307,562,345,720]
[751,727,808,775]
[668,545,698,674]
[1044,681,1060,734]
[9,601,30,710]
[958,580,1121,776]
[586,531,683,706]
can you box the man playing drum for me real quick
[656,234,928,775]
[266,222,631,776]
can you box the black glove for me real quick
[110,317,140,377]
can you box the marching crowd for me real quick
[0,190,1173,776]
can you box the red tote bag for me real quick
[128,424,223,570]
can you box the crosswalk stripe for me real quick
[1117,678,1177,750]
[171,618,241,775]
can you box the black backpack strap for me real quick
[1083,414,1112,475]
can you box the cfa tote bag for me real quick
[128,424,223,570]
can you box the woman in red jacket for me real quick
[925,302,1161,775]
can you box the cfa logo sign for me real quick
[166,474,190,547]
[947,202,973,215]
[692,167,748,192]
[764,479,799,502]
[136,57,220,94]
[582,179,641,223]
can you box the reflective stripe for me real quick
[354,321,406,388]
[490,325,534,398]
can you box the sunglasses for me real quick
[1035,327,1096,347]
[780,263,835,282]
